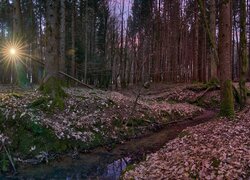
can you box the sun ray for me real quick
[0,37,28,69]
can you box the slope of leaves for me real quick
[0,86,204,157]
[123,110,250,179]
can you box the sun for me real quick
[9,48,17,55]
[0,38,28,68]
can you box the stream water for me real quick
[1,111,215,180]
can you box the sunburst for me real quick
[0,37,28,69]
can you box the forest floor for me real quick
[123,110,250,179]
[123,84,250,179]
[0,83,249,179]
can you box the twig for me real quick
[2,142,16,174]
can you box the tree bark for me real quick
[59,0,66,73]
[84,0,88,83]
[71,0,76,78]
[239,0,248,108]
[41,0,66,100]
[209,0,217,80]
[193,1,199,82]
[219,0,235,117]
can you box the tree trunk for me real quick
[239,0,248,108]
[219,0,234,117]
[84,0,88,83]
[193,1,199,82]
[71,0,76,78]
[209,0,217,80]
[59,0,66,73]
[41,0,66,100]
[13,0,22,37]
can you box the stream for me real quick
[1,110,216,180]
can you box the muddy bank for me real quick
[2,110,216,179]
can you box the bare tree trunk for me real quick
[59,0,65,73]
[120,0,126,88]
[13,0,22,37]
[84,0,88,83]
[44,0,59,80]
[209,0,217,80]
[239,0,248,108]
[193,1,199,82]
[71,0,76,78]
[219,0,234,117]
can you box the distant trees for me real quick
[0,0,249,100]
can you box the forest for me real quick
[0,0,249,179]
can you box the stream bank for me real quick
[2,110,216,179]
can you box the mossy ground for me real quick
[0,114,70,158]
[220,80,235,118]
[0,104,157,173]
[39,77,67,110]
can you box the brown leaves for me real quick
[124,115,250,179]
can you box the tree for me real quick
[239,0,248,108]
[84,0,88,83]
[193,0,199,82]
[218,0,235,117]
[209,0,217,80]
[13,0,22,37]
[41,0,66,100]
[59,0,66,73]
[71,0,76,78]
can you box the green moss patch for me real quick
[0,114,72,158]
[220,80,235,118]
[39,77,67,110]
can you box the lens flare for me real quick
[10,48,17,55]
[0,37,29,70]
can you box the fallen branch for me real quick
[125,82,150,126]
[59,71,93,89]
[27,55,94,89]
[191,85,220,103]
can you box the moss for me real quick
[39,77,67,110]
[205,78,219,88]
[121,164,136,177]
[189,170,199,179]
[91,132,104,147]
[211,157,221,168]
[239,78,247,109]
[8,92,23,99]
[167,100,178,104]
[51,96,65,110]
[220,80,235,118]
[112,118,123,128]
[40,77,66,97]
[195,99,205,107]
[28,97,52,111]
[29,96,64,112]
[0,111,3,121]
[178,131,189,138]
[0,114,73,157]
[233,86,241,104]
[107,99,116,106]
[126,118,148,127]
[247,89,250,96]
[0,153,9,172]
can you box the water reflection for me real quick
[7,156,131,180]
[55,157,130,180]
[100,157,130,179]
